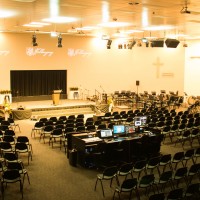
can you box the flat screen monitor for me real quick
[134,116,147,127]
[113,125,126,137]
[125,125,135,134]
[99,129,113,139]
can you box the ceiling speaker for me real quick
[165,39,180,48]
[151,40,164,47]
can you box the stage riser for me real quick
[12,95,67,102]
[31,106,95,120]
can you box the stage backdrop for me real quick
[10,70,67,97]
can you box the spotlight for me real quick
[128,40,136,49]
[32,34,38,46]
[57,34,62,48]
[107,39,112,49]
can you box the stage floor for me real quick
[11,99,96,110]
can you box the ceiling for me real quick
[1,0,200,40]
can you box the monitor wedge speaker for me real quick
[165,39,180,48]
[151,40,164,47]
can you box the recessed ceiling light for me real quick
[42,16,77,23]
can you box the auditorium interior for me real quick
[0,0,200,200]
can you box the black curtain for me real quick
[10,70,67,97]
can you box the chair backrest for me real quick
[160,154,171,163]
[15,142,28,151]
[3,169,21,180]
[121,178,137,190]
[167,188,183,200]
[159,170,173,182]
[174,167,188,177]
[4,129,16,137]
[149,193,165,200]
[17,136,30,143]
[118,163,133,174]
[52,128,63,136]
[103,166,118,178]
[139,174,155,185]
[188,163,200,174]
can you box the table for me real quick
[12,109,32,120]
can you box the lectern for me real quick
[52,90,62,105]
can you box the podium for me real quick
[52,90,62,105]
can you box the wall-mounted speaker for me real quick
[136,80,140,86]
[165,39,180,48]
[151,40,164,47]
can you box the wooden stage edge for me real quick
[11,99,96,110]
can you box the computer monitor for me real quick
[113,125,126,137]
[134,116,147,127]
[134,117,142,127]
[99,129,113,139]
[140,116,147,126]
[125,125,135,135]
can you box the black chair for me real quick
[49,128,63,149]
[172,167,188,188]
[6,161,30,185]
[154,170,174,193]
[184,183,200,198]
[159,154,173,172]
[167,188,183,200]
[149,193,165,200]
[86,125,96,132]
[31,121,43,138]
[15,142,32,165]
[146,156,160,175]
[183,149,195,167]
[94,166,119,197]
[117,162,134,182]
[171,152,184,170]
[1,169,24,199]
[17,136,33,155]
[132,159,147,180]
[193,147,200,164]
[40,125,54,143]
[113,178,138,200]
[187,163,200,185]
[8,117,21,132]
[174,130,191,149]
[138,174,155,197]
[49,116,57,124]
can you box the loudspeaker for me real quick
[151,40,164,47]
[165,39,180,48]
[136,80,140,86]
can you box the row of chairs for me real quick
[95,161,200,198]
[0,136,32,165]
[113,180,200,200]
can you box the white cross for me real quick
[153,57,163,78]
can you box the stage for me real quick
[10,99,97,120]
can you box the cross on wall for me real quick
[153,57,163,78]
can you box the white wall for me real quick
[0,33,187,97]
[185,40,200,96]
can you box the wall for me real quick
[0,33,186,98]
[185,40,200,96]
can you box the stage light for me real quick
[107,39,112,49]
[128,40,136,49]
[32,34,38,46]
[57,34,62,48]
